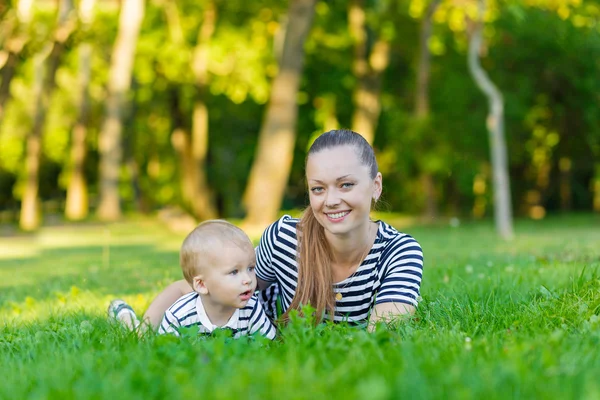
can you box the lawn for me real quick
[1,214,600,399]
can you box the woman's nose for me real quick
[325,190,341,208]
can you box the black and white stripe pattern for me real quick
[159,292,276,339]
[256,215,424,324]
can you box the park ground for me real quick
[1,213,600,399]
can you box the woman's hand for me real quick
[142,280,193,329]
[257,277,272,291]
[368,302,415,331]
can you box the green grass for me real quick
[2,214,600,399]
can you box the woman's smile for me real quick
[325,210,351,222]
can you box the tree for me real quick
[20,0,75,231]
[97,0,145,221]
[467,0,513,239]
[414,0,440,220]
[242,0,316,228]
[349,0,391,145]
[65,0,96,221]
[0,0,34,124]
[170,0,218,220]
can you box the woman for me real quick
[143,129,423,328]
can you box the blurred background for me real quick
[0,0,598,233]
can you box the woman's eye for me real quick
[341,182,355,189]
[310,187,324,194]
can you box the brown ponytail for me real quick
[281,207,336,324]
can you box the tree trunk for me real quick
[20,0,74,231]
[467,0,514,240]
[415,0,439,119]
[162,6,196,219]
[242,0,316,228]
[349,0,390,145]
[559,157,572,212]
[0,52,17,123]
[421,172,437,220]
[0,0,34,123]
[168,88,203,219]
[65,0,95,221]
[20,55,44,230]
[97,0,144,221]
[593,164,600,213]
[188,0,217,220]
[172,126,205,218]
[162,1,217,220]
[162,4,195,217]
[415,0,440,220]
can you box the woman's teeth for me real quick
[327,211,349,219]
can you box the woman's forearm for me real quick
[142,280,193,329]
[368,302,415,331]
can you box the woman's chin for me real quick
[321,220,354,236]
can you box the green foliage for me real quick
[0,1,599,221]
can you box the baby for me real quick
[109,220,276,340]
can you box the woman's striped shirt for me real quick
[159,292,276,339]
[256,215,424,324]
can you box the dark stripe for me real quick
[273,245,298,266]
[381,239,421,262]
[172,293,198,315]
[336,299,373,309]
[379,276,422,285]
[176,310,198,323]
[334,274,377,288]
[374,298,416,306]
[274,259,299,282]
[377,286,419,297]
[163,312,177,330]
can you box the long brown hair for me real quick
[282,129,379,324]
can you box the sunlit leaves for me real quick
[0,124,24,173]
[0,68,33,173]
[209,22,274,105]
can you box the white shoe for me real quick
[108,299,140,330]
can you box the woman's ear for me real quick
[192,276,209,295]
[373,172,383,201]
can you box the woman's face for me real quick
[306,145,382,237]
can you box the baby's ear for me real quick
[192,276,209,295]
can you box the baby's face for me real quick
[200,244,257,309]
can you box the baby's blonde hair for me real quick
[180,220,254,284]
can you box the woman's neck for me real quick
[326,220,377,268]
